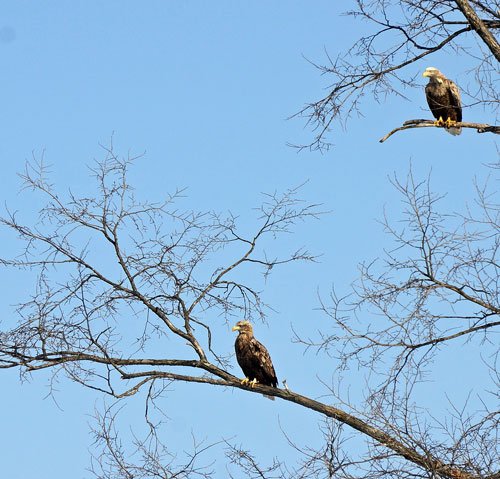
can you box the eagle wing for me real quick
[447,79,462,122]
[251,338,277,383]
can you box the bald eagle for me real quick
[232,321,278,398]
[422,67,462,136]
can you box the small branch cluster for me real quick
[90,404,219,479]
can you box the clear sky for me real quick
[0,2,497,478]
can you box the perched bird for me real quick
[422,67,462,135]
[232,320,278,399]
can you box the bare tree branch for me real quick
[379,118,500,142]
[455,0,500,60]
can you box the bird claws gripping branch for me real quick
[445,117,458,128]
[434,116,445,127]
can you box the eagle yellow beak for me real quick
[422,71,430,78]
[232,325,240,332]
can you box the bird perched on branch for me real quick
[423,67,462,136]
[232,320,278,399]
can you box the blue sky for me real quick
[0,2,497,478]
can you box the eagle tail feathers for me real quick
[446,126,462,136]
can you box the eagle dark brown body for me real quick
[423,67,462,136]
[232,321,278,388]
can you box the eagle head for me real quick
[232,320,253,334]
[423,67,444,82]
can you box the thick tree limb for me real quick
[121,365,483,479]
[455,0,500,62]
[0,340,483,479]
[379,119,500,142]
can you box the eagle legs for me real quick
[444,117,459,128]
[433,116,459,129]
[434,116,445,127]
[240,377,259,388]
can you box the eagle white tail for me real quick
[446,126,462,136]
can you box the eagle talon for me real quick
[445,117,457,128]
[249,378,258,388]
[434,116,445,127]
[241,377,250,385]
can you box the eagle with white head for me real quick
[422,67,462,136]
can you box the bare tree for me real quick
[295,0,500,150]
[295,166,499,479]
[0,144,320,391]
[0,143,498,478]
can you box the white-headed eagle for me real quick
[232,320,278,398]
[423,67,462,136]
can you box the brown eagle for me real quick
[232,320,278,398]
[422,67,462,135]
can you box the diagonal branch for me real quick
[455,0,500,61]
[2,335,483,479]
[122,365,482,479]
